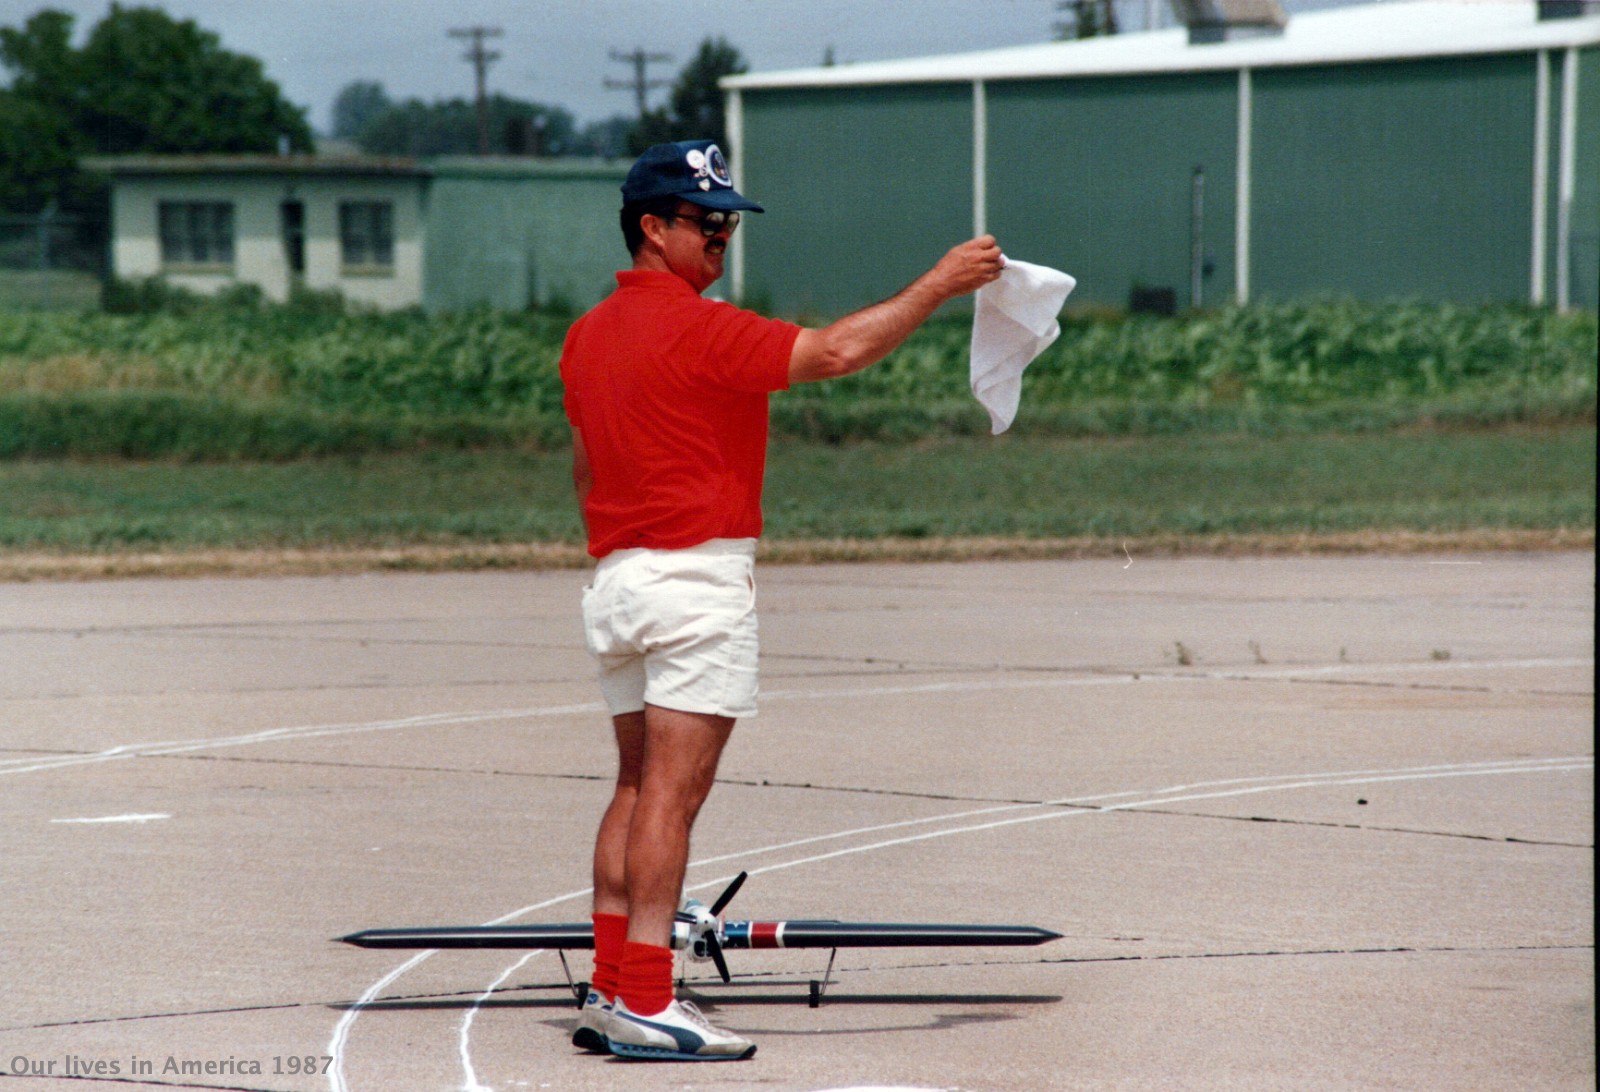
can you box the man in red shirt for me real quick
[561,139,1002,1061]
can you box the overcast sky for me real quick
[9,0,1374,132]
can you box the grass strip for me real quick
[0,428,1591,580]
[3,529,1590,583]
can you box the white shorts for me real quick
[580,538,759,719]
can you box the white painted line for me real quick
[50,813,170,825]
[440,755,1592,1092]
[330,888,591,1092]
[0,705,603,777]
[459,950,539,1092]
[686,756,1595,866]
[1061,756,1594,805]
[328,952,434,1092]
[704,760,1594,891]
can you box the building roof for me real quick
[85,155,631,182]
[84,155,431,178]
[428,157,627,180]
[723,1,1600,91]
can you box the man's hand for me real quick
[789,235,1006,385]
[927,235,1005,301]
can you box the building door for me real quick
[280,200,306,279]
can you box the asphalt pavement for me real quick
[1,552,1592,1091]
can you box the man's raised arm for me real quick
[787,235,1004,385]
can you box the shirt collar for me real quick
[615,269,697,294]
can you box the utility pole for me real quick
[607,47,672,118]
[450,26,503,155]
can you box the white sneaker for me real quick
[570,989,612,1052]
[605,997,755,1061]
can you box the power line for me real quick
[606,47,673,119]
[450,26,503,155]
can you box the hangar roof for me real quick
[724,1,1600,91]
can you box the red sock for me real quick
[617,941,674,1016]
[590,913,627,1002]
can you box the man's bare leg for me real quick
[592,711,645,918]
[607,703,755,1053]
[624,704,735,946]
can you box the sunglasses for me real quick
[668,209,740,237]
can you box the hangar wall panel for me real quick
[1251,55,1536,303]
[740,85,973,317]
[1541,50,1563,305]
[424,164,626,313]
[1571,47,1599,312]
[987,73,1237,310]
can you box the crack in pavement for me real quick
[1119,806,1594,848]
[8,666,958,704]
[0,1072,298,1092]
[79,752,1594,848]
[117,631,573,653]
[105,752,1044,806]
[166,751,615,785]
[0,982,571,1034]
[9,654,1587,706]
[1286,677,1591,698]
[0,617,556,638]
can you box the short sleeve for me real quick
[559,315,586,424]
[695,301,800,394]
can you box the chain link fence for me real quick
[0,205,108,311]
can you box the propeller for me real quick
[699,871,746,983]
[708,870,747,917]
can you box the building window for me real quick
[158,201,234,267]
[339,201,394,271]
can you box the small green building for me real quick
[722,0,1600,316]
[423,158,630,312]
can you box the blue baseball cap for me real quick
[622,140,764,212]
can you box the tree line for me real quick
[333,37,748,160]
[0,6,312,214]
[2,3,750,218]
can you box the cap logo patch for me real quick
[684,147,713,189]
[707,145,733,188]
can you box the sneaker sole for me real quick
[571,1026,607,1053]
[606,1039,756,1062]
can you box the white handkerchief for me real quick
[970,258,1076,434]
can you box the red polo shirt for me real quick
[560,270,801,558]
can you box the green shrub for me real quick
[100,276,208,316]
[0,297,1592,458]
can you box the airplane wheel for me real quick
[808,980,821,1008]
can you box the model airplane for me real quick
[340,872,1061,1006]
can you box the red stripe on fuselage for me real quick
[750,921,782,949]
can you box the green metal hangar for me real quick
[722,0,1600,317]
